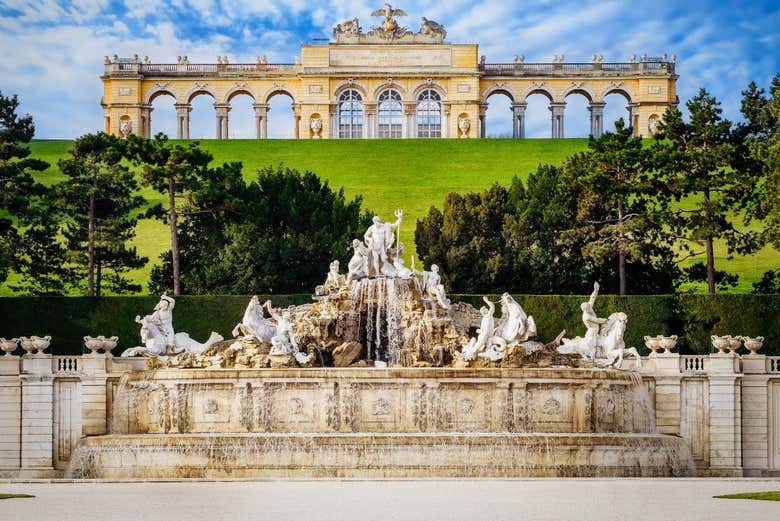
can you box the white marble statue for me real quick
[347,239,370,282]
[310,117,322,139]
[317,260,344,294]
[364,209,403,276]
[460,296,495,360]
[495,293,537,346]
[414,264,450,309]
[557,283,640,368]
[266,303,311,365]
[122,294,223,357]
[231,295,277,342]
[419,17,446,39]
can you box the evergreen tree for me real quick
[654,89,760,294]
[126,134,211,295]
[57,133,147,295]
[11,217,76,295]
[563,119,672,294]
[150,165,371,294]
[0,92,48,283]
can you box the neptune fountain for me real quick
[67,211,694,478]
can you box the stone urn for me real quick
[0,337,19,357]
[102,336,118,354]
[30,335,52,354]
[659,335,678,353]
[643,335,662,354]
[19,336,36,356]
[711,335,730,354]
[742,336,764,355]
[84,335,118,355]
[726,335,742,354]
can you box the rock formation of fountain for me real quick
[67,210,694,478]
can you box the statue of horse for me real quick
[231,295,277,343]
[559,312,641,368]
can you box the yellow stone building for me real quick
[101,8,677,139]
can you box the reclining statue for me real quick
[122,294,223,357]
[231,295,277,343]
[414,263,450,309]
[266,303,312,365]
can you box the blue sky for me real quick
[1,0,778,139]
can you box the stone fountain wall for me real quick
[110,368,656,435]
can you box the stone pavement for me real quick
[1,479,780,521]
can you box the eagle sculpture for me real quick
[371,3,407,32]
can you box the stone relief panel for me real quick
[190,384,233,431]
[268,384,319,431]
[353,384,404,432]
[526,384,575,432]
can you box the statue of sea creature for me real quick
[232,295,277,342]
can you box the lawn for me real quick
[2,138,777,295]
[714,491,780,501]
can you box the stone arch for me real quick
[185,84,218,103]
[522,84,555,102]
[224,84,258,103]
[333,79,368,99]
[412,79,447,98]
[600,84,634,103]
[481,83,519,104]
[263,84,296,104]
[561,84,596,103]
[145,85,178,104]
[373,79,407,100]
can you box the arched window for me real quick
[377,89,402,138]
[338,89,363,138]
[416,89,442,138]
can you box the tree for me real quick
[56,133,147,295]
[563,119,672,294]
[11,217,76,295]
[740,74,780,251]
[0,92,48,283]
[654,89,760,294]
[150,165,372,294]
[126,134,212,295]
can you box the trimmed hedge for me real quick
[0,294,777,356]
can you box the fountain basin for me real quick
[67,432,693,478]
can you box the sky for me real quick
[0,0,778,139]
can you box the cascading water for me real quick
[348,277,412,364]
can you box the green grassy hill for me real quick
[3,138,777,295]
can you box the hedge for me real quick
[0,294,777,356]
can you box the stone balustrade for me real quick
[1,349,778,477]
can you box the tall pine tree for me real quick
[57,133,147,295]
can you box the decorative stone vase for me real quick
[726,335,742,354]
[643,335,662,354]
[102,336,119,354]
[30,335,52,354]
[711,335,730,354]
[742,336,764,355]
[84,336,104,355]
[19,336,36,356]
[0,337,19,357]
[659,335,678,353]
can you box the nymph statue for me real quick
[414,264,450,309]
[347,239,369,282]
[267,304,311,365]
[460,296,495,360]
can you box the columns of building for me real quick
[403,103,416,138]
[329,104,338,139]
[628,103,640,135]
[174,103,191,139]
[214,103,230,139]
[511,103,527,138]
[588,102,606,137]
[478,104,487,138]
[140,105,153,138]
[442,104,451,139]
[549,102,566,138]
[252,103,269,139]
[364,102,377,139]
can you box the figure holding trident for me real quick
[363,209,403,276]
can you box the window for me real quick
[416,89,442,138]
[338,89,363,138]
[377,89,402,138]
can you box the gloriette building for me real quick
[100,6,678,139]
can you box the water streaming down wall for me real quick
[66,367,695,478]
[348,278,412,364]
